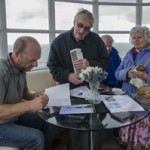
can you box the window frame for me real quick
[0,0,149,68]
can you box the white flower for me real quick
[79,66,108,83]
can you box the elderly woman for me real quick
[115,26,150,150]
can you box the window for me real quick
[0,0,150,69]
[99,5,136,31]
[6,0,48,29]
[142,6,150,27]
[98,0,136,2]
[55,2,92,30]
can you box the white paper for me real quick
[59,104,94,114]
[103,95,144,113]
[45,83,71,106]
[112,88,125,95]
[70,86,90,99]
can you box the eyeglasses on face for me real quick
[77,22,92,32]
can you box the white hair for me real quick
[129,26,150,44]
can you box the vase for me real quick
[86,81,103,104]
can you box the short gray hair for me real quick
[129,26,150,44]
[74,8,94,23]
[13,36,40,53]
[101,34,114,44]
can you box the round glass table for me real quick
[38,96,149,150]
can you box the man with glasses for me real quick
[47,8,110,89]
[47,8,110,150]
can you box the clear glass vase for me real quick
[86,81,103,104]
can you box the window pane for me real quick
[142,6,150,27]
[75,0,92,1]
[142,0,150,2]
[6,0,48,30]
[0,34,2,57]
[99,5,135,31]
[100,34,132,59]
[98,0,136,2]
[7,33,49,69]
[55,2,92,30]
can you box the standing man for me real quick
[47,8,110,89]
[47,8,110,150]
[0,36,51,150]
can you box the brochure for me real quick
[103,95,144,113]
[70,48,83,75]
[59,104,95,115]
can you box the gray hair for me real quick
[74,8,94,23]
[101,34,114,44]
[13,36,40,53]
[129,26,150,44]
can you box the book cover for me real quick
[70,48,83,75]
[110,112,134,123]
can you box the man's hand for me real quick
[68,73,83,85]
[28,94,49,111]
[32,92,45,98]
[73,58,89,69]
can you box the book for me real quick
[70,48,83,75]
[110,112,134,123]
[103,95,144,113]
[59,104,95,115]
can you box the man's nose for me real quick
[32,60,38,67]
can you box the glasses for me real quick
[77,22,92,32]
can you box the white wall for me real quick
[113,42,133,59]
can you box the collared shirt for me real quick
[0,53,27,123]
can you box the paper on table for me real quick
[103,95,144,113]
[112,88,125,95]
[70,86,90,99]
[59,104,94,114]
[45,83,71,106]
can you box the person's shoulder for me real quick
[0,58,7,67]
[0,58,9,76]
[88,31,103,43]
[111,47,118,53]
[145,43,150,52]
[110,47,119,56]
[53,31,70,42]
[89,31,100,38]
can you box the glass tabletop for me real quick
[37,97,149,131]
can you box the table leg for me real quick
[89,130,94,150]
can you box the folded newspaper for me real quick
[70,48,83,75]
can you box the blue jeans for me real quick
[0,111,50,150]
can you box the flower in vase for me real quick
[79,66,108,84]
[79,66,108,104]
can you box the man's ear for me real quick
[14,49,20,57]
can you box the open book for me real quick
[70,48,83,75]
[103,95,144,113]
